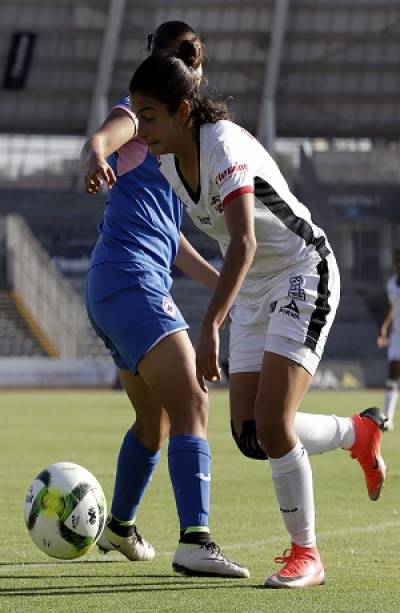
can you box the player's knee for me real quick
[183,390,208,431]
[230,419,268,460]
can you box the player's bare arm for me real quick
[196,193,256,383]
[377,304,393,348]
[174,232,220,290]
[80,108,137,194]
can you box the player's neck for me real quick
[174,127,199,192]
[174,125,197,163]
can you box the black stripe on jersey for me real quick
[305,258,331,351]
[254,176,330,259]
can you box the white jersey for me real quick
[387,275,400,335]
[159,120,332,294]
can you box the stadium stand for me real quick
[0,290,46,357]
[0,188,104,294]
[0,212,109,359]
[323,287,382,362]
[1,0,399,385]
[1,0,400,140]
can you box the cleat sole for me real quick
[264,577,326,589]
[172,562,247,578]
[368,460,387,501]
[264,570,326,589]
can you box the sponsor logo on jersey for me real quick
[162,296,177,319]
[279,299,300,319]
[215,163,248,186]
[288,275,306,301]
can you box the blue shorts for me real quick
[86,263,188,373]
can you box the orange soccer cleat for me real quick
[350,407,387,501]
[264,543,325,589]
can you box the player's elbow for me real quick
[234,233,257,264]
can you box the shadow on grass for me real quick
[0,580,256,598]
[0,560,122,566]
[0,574,173,580]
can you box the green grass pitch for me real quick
[0,389,398,612]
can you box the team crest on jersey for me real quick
[211,195,223,213]
[288,275,306,301]
[197,215,212,225]
[162,296,177,319]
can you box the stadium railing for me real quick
[5,214,89,357]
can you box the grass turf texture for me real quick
[0,389,398,612]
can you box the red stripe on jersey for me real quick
[222,186,254,208]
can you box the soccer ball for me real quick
[24,462,107,559]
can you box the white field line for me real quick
[2,519,400,571]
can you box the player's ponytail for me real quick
[177,38,202,72]
[130,48,230,126]
[147,20,204,65]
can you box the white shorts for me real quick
[229,253,340,376]
[388,332,400,362]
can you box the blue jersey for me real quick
[90,97,182,279]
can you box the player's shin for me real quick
[111,429,161,521]
[265,440,324,588]
[268,439,316,548]
[168,434,249,578]
[294,412,355,454]
[168,434,211,541]
[97,429,160,561]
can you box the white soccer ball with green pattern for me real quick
[24,462,106,559]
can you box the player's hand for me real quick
[83,155,116,195]
[377,334,389,349]
[195,323,221,388]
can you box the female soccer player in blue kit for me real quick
[128,39,387,588]
[82,21,248,578]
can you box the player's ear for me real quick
[178,99,191,123]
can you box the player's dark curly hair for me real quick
[130,39,230,126]
[147,20,204,64]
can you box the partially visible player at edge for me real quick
[377,247,400,431]
[128,40,387,589]
[81,21,249,578]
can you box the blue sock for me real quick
[168,434,211,531]
[111,429,160,522]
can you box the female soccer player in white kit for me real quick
[129,40,386,588]
[377,248,400,430]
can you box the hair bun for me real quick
[178,38,202,70]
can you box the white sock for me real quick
[384,380,398,422]
[295,412,355,454]
[269,439,316,548]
